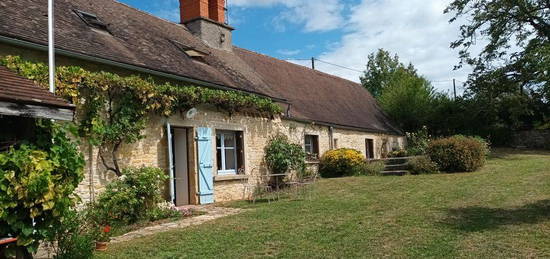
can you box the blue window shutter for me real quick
[197,127,214,204]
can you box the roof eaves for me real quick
[283,115,404,136]
[0,96,75,110]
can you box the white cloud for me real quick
[277,49,301,56]
[144,0,476,93]
[309,0,475,93]
[229,0,345,32]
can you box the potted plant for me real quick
[95,225,111,251]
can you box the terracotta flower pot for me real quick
[95,241,109,251]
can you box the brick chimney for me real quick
[179,0,233,51]
[208,0,226,24]
[179,0,209,23]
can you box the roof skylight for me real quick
[170,40,209,62]
[74,10,109,32]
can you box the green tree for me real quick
[378,73,436,132]
[445,0,549,130]
[361,49,436,132]
[360,49,417,98]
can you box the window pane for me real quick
[305,136,312,146]
[224,149,236,170]
[305,144,312,153]
[216,148,222,171]
[224,133,235,148]
[216,134,222,149]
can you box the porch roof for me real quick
[0,66,75,121]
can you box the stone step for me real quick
[381,170,409,176]
[382,157,413,165]
[384,163,409,171]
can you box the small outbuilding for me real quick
[0,65,75,151]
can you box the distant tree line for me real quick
[361,0,549,145]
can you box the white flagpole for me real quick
[48,0,55,93]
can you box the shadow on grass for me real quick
[442,199,550,232]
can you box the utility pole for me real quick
[453,79,457,100]
[48,0,55,93]
[311,57,315,70]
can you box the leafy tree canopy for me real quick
[360,49,418,98]
[361,49,436,132]
[446,0,549,69]
[445,0,549,128]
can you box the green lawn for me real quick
[96,149,550,258]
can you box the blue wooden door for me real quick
[196,127,215,204]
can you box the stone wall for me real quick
[512,130,550,149]
[332,128,405,157]
[0,43,405,204]
[76,105,405,204]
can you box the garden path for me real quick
[111,206,244,244]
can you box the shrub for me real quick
[319,149,365,178]
[146,203,181,222]
[406,126,431,155]
[0,120,84,255]
[427,135,490,172]
[264,135,306,175]
[90,167,168,225]
[409,156,439,175]
[361,161,386,176]
[388,149,408,158]
[51,210,94,259]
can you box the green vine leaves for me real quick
[1,56,282,176]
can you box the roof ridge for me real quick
[234,47,365,87]
[100,1,366,91]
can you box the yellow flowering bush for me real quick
[319,148,366,178]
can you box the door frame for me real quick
[172,127,191,206]
[366,138,375,159]
[168,125,199,205]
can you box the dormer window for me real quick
[74,10,109,32]
[170,40,209,62]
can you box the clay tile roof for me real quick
[234,48,402,134]
[0,66,75,109]
[0,0,402,135]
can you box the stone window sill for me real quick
[214,174,249,182]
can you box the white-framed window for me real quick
[216,131,239,175]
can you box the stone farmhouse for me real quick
[0,0,404,205]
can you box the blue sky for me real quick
[118,0,473,93]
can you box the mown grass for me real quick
[95,149,550,258]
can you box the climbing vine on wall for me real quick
[0,56,282,176]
